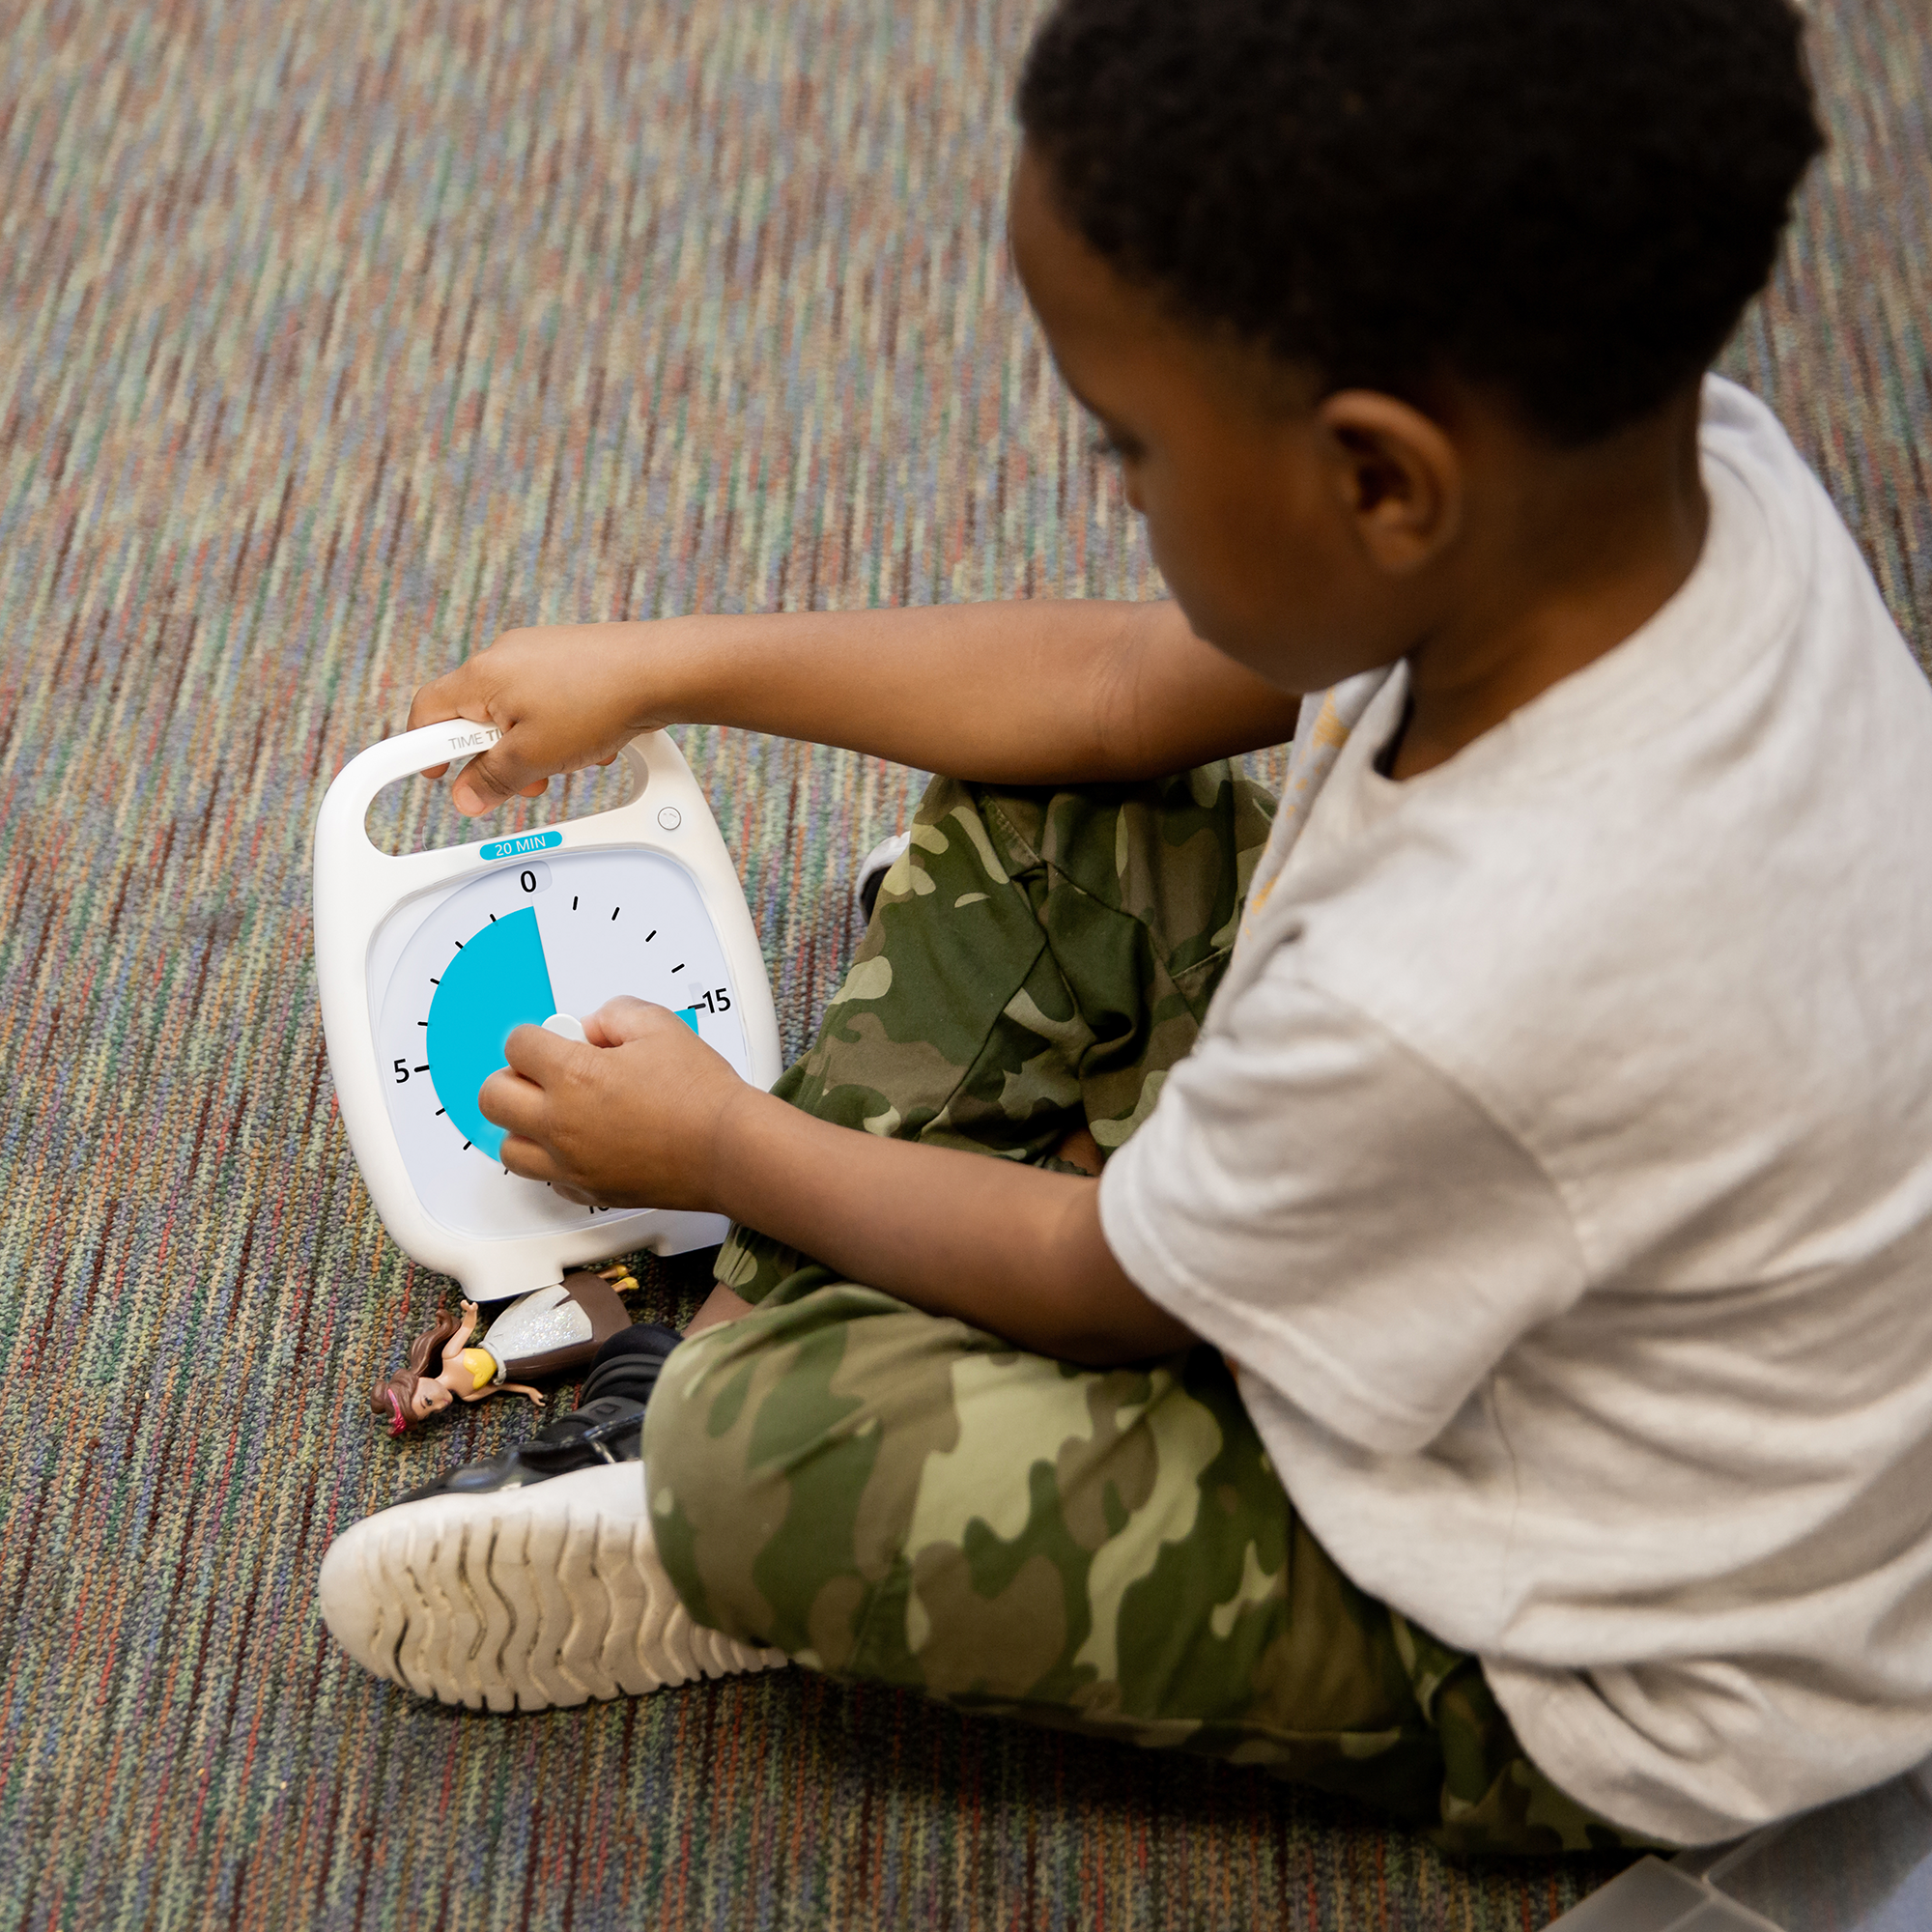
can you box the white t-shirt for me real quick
[1099,377,1932,1846]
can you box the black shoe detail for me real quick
[391,1396,647,1510]
[582,1322,681,1408]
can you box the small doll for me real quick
[371,1267,637,1435]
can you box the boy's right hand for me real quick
[408,622,676,816]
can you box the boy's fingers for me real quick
[476,1064,553,1138]
[406,666,562,812]
[582,996,659,1047]
[500,1021,591,1085]
[449,731,567,815]
[407,667,480,779]
[408,659,481,730]
[451,747,520,814]
[500,1134,598,1207]
[498,1134,569,1188]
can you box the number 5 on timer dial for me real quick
[313,724,781,1302]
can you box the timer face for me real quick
[367,846,749,1239]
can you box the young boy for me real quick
[318,0,1932,1855]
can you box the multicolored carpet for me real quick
[2,1,1925,1926]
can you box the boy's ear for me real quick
[1313,390,1463,575]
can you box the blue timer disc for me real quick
[425,906,557,1160]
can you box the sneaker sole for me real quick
[317,1463,786,1712]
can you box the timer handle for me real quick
[315,721,686,870]
[614,730,694,810]
[315,719,509,862]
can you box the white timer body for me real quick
[313,721,781,1300]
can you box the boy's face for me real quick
[1008,143,1438,694]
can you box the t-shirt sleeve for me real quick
[1098,966,1587,1456]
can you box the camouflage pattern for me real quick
[712,767,1276,1302]
[649,769,1664,1857]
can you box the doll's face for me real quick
[412,1378,454,1418]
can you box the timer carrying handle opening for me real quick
[319,721,664,866]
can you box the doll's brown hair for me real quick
[369,1312,463,1435]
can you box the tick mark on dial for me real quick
[435,1107,445,1118]
[611,906,621,921]
[430,976,440,985]
[417,1019,428,1027]
[452,938,464,950]
[461,1140,472,1152]
[572,895,579,910]
[489,913,497,923]
[671,962,685,974]
[645,929,657,943]
[412,1064,428,1073]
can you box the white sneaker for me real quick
[855,828,913,921]
[317,1402,785,1712]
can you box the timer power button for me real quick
[656,807,682,832]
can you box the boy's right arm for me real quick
[406,600,1301,813]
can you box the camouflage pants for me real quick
[643,768,1654,1856]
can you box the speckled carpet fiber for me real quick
[2,2,1926,1927]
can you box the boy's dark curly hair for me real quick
[1017,0,1823,445]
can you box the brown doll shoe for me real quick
[317,1397,786,1712]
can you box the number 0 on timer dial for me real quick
[372,846,747,1240]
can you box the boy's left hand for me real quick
[477,997,744,1209]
